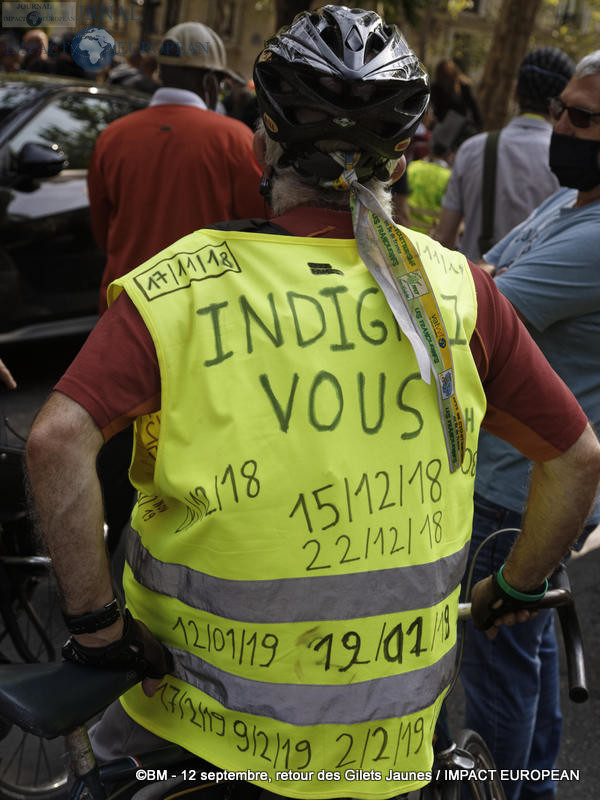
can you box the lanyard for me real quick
[349,183,466,472]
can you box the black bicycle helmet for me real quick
[254,5,429,183]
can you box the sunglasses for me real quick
[548,96,600,128]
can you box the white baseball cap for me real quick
[157,21,241,80]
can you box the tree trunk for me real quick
[477,0,542,130]
[275,0,310,30]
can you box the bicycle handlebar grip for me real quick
[556,602,589,703]
[548,564,588,703]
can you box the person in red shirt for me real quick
[89,22,265,550]
[89,21,264,315]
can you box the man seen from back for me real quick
[88,21,264,315]
[26,9,600,800]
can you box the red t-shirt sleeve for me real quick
[55,292,160,439]
[469,264,587,460]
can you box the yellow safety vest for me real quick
[406,160,451,234]
[109,225,486,800]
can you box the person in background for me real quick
[43,32,86,78]
[406,111,466,233]
[223,78,260,129]
[87,20,264,556]
[21,29,49,71]
[434,47,575,261]
[392,105,435,226]
[462,49,600,800]
[106,53,142,86]
[0,35,22,73]
[430,58,482,136]
[121,54,161,94]
[89,21,263,314]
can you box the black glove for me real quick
[471,570,547,631]
[62,609,173,679]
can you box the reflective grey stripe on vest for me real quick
[169,643,456,725]
[126,529,468,623]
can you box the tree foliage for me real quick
[534,0,600,59]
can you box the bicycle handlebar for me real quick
[550,565,588,703]
[458,564,588,703]
[0,565,588,743]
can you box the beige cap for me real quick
[157,21,241,80]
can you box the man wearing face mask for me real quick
[89,21,264,316]
[463,49,600,800]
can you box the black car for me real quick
[0,74,148,343]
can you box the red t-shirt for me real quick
[88,103,265,314]
[57,208,587,461]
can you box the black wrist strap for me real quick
[496,564,548,601]
[62,610,174,679]
[63,598,121,635]
[476,571,548,630]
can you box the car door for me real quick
[0,89,146,339]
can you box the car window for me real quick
[8,93,141,169]
[108,97,147,121]
[0,83,44,123]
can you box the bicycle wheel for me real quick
[0,565,69,800]
[453,729,506,800]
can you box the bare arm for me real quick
[431,207,462,249]
[472,423,600,633]
[26,391,122,645]
[504,422,600,588]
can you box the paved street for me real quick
[1,334,599,798]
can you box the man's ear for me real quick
[202,72,219,110]
[390,155,407,184]
[253,129,269,172]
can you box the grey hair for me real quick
[256,120,398,217]
[575,50,600,78]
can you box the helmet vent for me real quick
[319,24,342,56]
[254,5,431,163]
[365,32,385,61]
[345,26,363,52]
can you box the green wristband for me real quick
[496,564,548,602]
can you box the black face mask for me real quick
[549,132,600,191]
